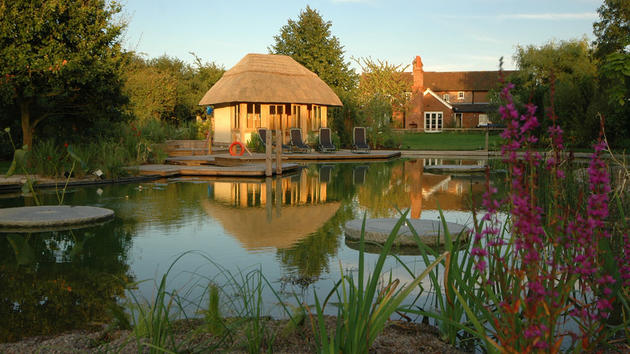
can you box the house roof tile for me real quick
[424,71,515,91]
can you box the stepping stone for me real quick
[344,218,469,247]
[0,205,114,233]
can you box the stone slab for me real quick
[344,218,469,247]
[0,205,114,233]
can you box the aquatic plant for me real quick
[309,212,447,353]
[463,81,628,351]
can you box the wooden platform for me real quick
[164,155,216,166]
[211,150,401,165]
[133,163,300,177]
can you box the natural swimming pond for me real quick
[0,158,491,342]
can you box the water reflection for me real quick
[0,158,493,342]
[201,170,341,251]
[356,159,486,219]
[0,219,134,342]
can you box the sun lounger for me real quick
[352,127,370,154]
[318,127,336,153]
[289,128,311,153]
[258,128,291,153]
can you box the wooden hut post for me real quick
[265,129,272,177]
[239,103,245,144]
[275,129,282,175]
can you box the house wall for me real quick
[405,54,502,129]
[423,93,454,130]
[211,102,328,145]
[462,113,479,128]
[472,91,490,103]
[213,105,232,144]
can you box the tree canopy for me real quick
[356,58,410,113]
[593,0,630,59]
[593,0,630,147]
[123,53,224,122]
[0,0,129,147]
[511,39,600,146]
[269,6,357,93]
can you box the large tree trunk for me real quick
[19,99,33,149]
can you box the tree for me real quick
[593,0,630,59]
[593,0,630,147]
[356,58,410,111]
[123,53,224,122]
[123,56,178,122]
[0,0,128,147]
[269,6,357,93]
[512,39,599,146]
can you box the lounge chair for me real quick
[289,128,311,153]
[352,127,370,154]
[318,127,336,153]
[258,128,290,153]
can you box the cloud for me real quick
[498,12,597,20]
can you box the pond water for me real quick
[0,158,492,342]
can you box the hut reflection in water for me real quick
[201,167,340,251]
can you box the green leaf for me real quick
[7,147,28,177]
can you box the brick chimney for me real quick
[412,55,424,92]
[407,55,424,129]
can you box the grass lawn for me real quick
[398,131,503,151]
[0,160,11,175]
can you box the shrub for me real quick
[246,133,264,153]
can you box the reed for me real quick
[310,212,447,353]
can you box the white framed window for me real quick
[442,93,450,102]
[424,112,443,132]
[458,91,464,100]
[479,114,490,126]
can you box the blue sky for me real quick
[121,0,601,72]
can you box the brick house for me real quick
[399,55,511,131]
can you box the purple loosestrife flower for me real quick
[473,171,501,273]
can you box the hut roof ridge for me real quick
[199,53,342,106]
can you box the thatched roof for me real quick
[200,199,341,250]
[198,53,342,106]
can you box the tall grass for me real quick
[396,81,630,352]
[124,251,293,353]
[397,207,496,351]
[310,212,447,353]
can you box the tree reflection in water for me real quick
[0,218,134,342]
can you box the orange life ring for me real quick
[229,141,245,156]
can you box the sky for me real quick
[120,0,602,72]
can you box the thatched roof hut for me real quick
[199,53,342,106]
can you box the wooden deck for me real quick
[178,150,401,166]
[133,163,300,177]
